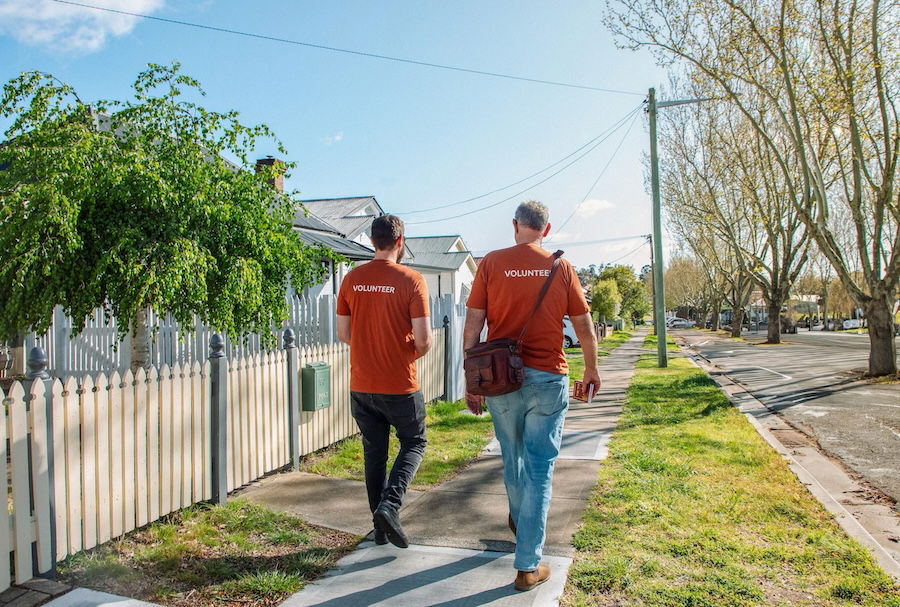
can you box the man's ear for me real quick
[542,223,551,237]
[512,219,519,235]
[396,235,404,250]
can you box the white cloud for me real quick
[0,0,164,53]
[321,131,344,146]
[545,230,581,243]
[575,198,615,218]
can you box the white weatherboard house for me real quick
[402,235,477,305]
[295,197,475,305]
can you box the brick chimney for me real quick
[255,156,285,193]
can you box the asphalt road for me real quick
[678,328,900,504]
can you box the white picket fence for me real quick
[17,294,454,380]
[0,325,450,591]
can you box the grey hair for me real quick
[514,200,549,230]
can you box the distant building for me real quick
[402,235,477,305]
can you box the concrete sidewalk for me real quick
[239,330,647,606]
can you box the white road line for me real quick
[754,366,792,380]
[694,339,711,346]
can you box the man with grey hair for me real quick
[464,200,600,591]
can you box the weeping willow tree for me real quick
[0,63,338,371]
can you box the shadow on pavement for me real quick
[301,551,506,607]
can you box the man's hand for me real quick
[465,392,485,416]
[582,366,602,395]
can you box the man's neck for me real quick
[374,250,400,262]
[514,235,543,247]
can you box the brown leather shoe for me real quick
[508,513,516,535]
[514,563,550,591]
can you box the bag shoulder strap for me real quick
[517,250,564,342]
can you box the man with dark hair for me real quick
[464,200,600,591]
[336,214,431,548]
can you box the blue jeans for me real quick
[486,367,568,571]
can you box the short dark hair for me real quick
[370,214,404,250]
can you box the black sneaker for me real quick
[373,506,409,549]
[373,526,388,545]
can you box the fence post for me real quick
[52,307,68,378]
[284,329,301,471]
[26,346,56,577]
[442,316,450,401]
[208,334,228,505]
[318,296,335,343]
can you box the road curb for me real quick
[682,347,900,581]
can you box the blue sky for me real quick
[0,0,669,271]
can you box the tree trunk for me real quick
[130,307,151,373]
[9,331,26,376]
[767,299,782,344]
[731,308,744,338]
[711,299,721,331]
[864,296,897,376]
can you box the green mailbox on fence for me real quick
[302,361,331,411]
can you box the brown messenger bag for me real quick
[464,250,564,396]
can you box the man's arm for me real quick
[463,308,487,414]
[463,308,486,350]
[411,316,432,358]
[336,314,351,345]
[570,312,601,391]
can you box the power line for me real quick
[471,234,648,255]
[53,0,645,96]
[405,107,643,225]
[550,110,641,237]
[399,104,643,216]
[605,239,650,265]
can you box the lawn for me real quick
[641,332,679,352]
[302,399,494,489]
[562,343,900,607]
[566,330,633,379]
[58,499,358,607]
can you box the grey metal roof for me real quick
[404,251,472,271]
[404,236,462,255]
[299,197,382,238]
[296,229,374,261]
[403,236,472,271]
[293,210,341,234]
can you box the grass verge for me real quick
[58,499,358,607]
[565,330,633,379]
[563,350,900,607]
[301,399,493,489]
[641,332,679,352]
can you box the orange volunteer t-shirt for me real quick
[466,243,590,375]
[337,259,430,394]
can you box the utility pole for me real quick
[647,88,668,367]
[647,88,718,368]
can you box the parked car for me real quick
[668,318,696,329]
[780,315,798,334]
[562,317,580,348]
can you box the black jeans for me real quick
[350,391,427,514]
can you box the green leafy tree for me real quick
[606,0,899,373]
[590,279,620,322]
[599,265,649,321]
[0,63,338,369]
